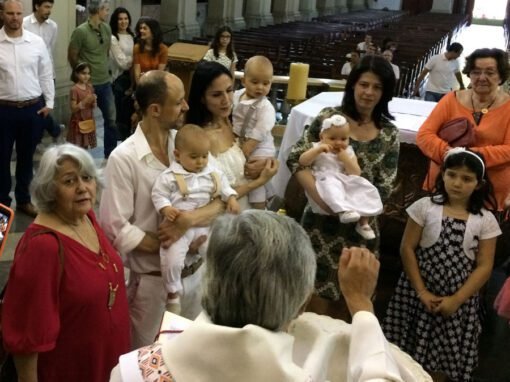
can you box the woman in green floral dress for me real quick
[287,55,399,315]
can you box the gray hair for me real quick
[30,144,103,213]
[202,210,317,331]
[88,0,109,15]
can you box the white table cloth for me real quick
[273,92,437,197]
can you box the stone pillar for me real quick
[245,0,274,28]
[316,0,336,16]
[160,0,201,42]
[272,0,301,24]
[299,0,318,21]
[347,0,367,11]
[335,0,349,13]
[205,0,246,36]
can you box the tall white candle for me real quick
[286,62,309,100]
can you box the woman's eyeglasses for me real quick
[95,30,104,44]
[470,69,498,78]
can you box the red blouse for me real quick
[2,211,130,382]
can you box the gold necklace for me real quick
[57,213,120,310]
[471,93,497,125]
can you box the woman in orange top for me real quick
[133,17,168,85]
[417,48,510,213]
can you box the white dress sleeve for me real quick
[480,209,503,240]
[110,35,133,71]
[405,197,429,227]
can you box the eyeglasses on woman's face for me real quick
[470,69,498,78]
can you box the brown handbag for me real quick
[78,119,96,134]
[437,117,475,148]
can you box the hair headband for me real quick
[321,114,347,133]
[444,147,485,177]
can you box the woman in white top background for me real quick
[109,7,135,141]
[203,25,238,76]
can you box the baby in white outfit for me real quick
[152,124,240,313]
[299,114,383,240]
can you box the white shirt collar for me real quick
[0,27,36,43]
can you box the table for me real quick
[273,92,437,197]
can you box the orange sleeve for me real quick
[133,44,140,65]
[416,93,455,164]
[159,44,169,65]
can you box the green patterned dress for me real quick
[287,106,399,300]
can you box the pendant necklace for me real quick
[471,93,496,125]
[62,214,120,310]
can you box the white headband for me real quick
[321,114,347,133]
[444,147,485,177]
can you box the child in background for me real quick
[299,114,382,240]
[232,55,276,209]
[68,62,97,149]
[151,124,240,314]
[383,148,501,381]
[203,25,238,75]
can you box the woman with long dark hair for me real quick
[133,17,168,85]
[109,7,135,140]
[287,55,399,318]
[187,61,277,210]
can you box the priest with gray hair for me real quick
[111,210,430,381]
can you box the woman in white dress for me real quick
[109,7,135,140]
[187,61,277,210]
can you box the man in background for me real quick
[23,0,62,143]
[0,0,54,217]
[68,0,117,158]
[412,42,465,101]
[382,49,400,80]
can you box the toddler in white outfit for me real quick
[299,114,382,240]
[233,55,276,209]
[152,124,240,313]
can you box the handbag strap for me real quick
[0,229,65,301]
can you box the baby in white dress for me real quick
[298,115,383,240]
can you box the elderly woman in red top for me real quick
[2,144,130,382]
[417,48,510,214]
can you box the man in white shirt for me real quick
[412,42,465,102]
[340,50,360,78]
[382,49,400,80]
[23,0,61,141]
[0,0,54,217]
[99,70,224,349]
[356,33,372,53]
